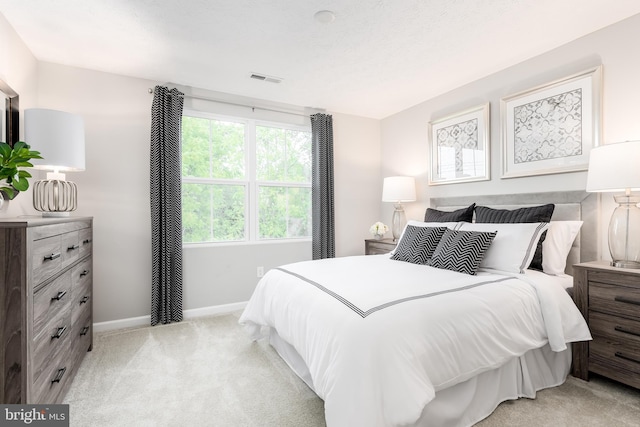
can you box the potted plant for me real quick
[0,141,43,200]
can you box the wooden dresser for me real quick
[0,216,93,403]
[572,261,640,389]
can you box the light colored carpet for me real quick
[64,313,640,426]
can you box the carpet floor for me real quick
[63,313,640,426]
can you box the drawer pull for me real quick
[80,296,90,305]
[80,326,90,336]
[614,296,640,306]
[67,244,79,251]
[80,270,90,278]
[615,351,640,365]
[51,326,67,340]
[44,252,61,261]
[51,290,67,301]
[51,367,67,384]
[82,239,92,245]
[614,326,640,338]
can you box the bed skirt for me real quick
[268,328,571,427]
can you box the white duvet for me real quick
[239,255,591,427]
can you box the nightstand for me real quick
[572,261,640,389]
[365,238,397,255]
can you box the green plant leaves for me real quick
[0,141,43,196]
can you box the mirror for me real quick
[0,79,19,146]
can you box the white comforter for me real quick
[239,255,591,427]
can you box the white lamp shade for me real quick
[25,108,85,172]
[382,176,416,202]
[586,141,640,192]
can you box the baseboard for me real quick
[93,301,248,333]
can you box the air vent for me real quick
[250,73,282,84]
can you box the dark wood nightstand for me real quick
[572,261,640,389]
[365,238,397,255]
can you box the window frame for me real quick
[181,109,312,246]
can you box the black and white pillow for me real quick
[458,222,549,274]
[391,225,448,264]
[427,229,497,275]
[424,203,475,223]
[475,204,554,271]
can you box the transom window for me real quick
[181,112,312,244]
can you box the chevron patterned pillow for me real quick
[391,225,448,264]
[428,229,497,275]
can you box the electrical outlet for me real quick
[257,266,264,277]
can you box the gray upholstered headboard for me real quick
[429,191,599,275]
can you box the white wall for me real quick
[380,13,640,259]
[332,112,382,256]
[0,13,38,217]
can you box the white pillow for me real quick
[390,220,461,255]
[542,221,583,275]
[458,222,550,274]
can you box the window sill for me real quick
[183,238,311,249]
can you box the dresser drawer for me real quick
[32,271,72,337]
[60,231,81,270]
[31,310,72,384]
[71,279,92,326]
[32,235,63,286]
[589,282,640,319]
[79,228,92,258]
[71,258,92,291]
[71,313,92,368]
[31,347,73,404]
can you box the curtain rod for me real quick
[148,87,315,118]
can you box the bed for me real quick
[239,191,597,426]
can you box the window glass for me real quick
[182,114,311,244]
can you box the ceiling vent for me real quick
[250,73,282,84]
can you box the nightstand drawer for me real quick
[590,338,640,378]
[365,239,397,255]
[589,282,640,319]
[590,311,640,346]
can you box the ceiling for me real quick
[2,1,640,119]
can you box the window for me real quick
[181,112,312,244]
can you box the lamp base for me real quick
[391,203,406,241]
[608,194,640,269]
[33,179,78,214]
[42,211,71,218]
[611,260,640,269]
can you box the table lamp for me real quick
[26,109,85,216]
[382,176,416,241]
[586,140,640,268]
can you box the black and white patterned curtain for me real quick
[311,113,335,259]
[150,85,184,326]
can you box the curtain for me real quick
[150,85,184,326]
[311,113,335,259]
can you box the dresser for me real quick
[572,261,640,389]
[365,238,397,255]
[0,216,93,403]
